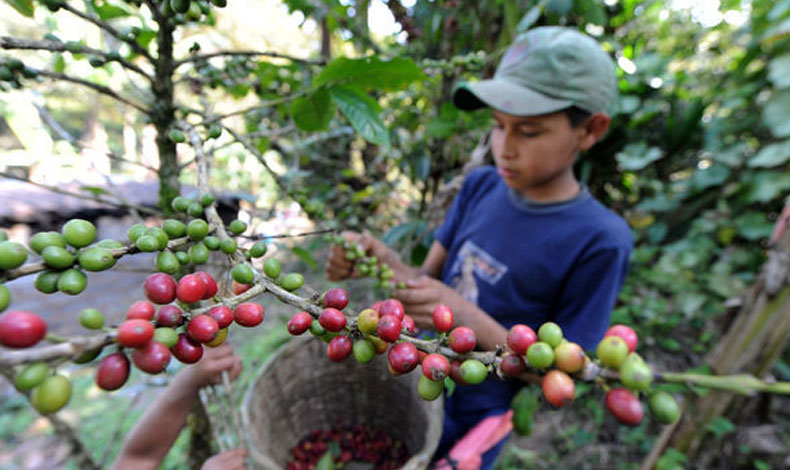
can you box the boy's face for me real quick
[490,109,604,201]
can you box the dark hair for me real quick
[563,106,592,128]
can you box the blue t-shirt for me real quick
[434,166,633,415]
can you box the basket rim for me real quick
[240,335,444,470]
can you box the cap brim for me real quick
[453,79,573,116]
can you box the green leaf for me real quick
[706,416,736,438]
[734,212,773,241]
[546,0,573,16]
[4,0,34,17]
[743,171,790,203]
[382,221,420,246]
[92,1,132,20]
[690,163,730,190]
[53,54,66,74]
[289,87,335,132]
[330,86,390,148]
[515,3,543,33]
[615,142,664,170]
[135,29,157,51]
[315,451,334,470]
[290,246,317,270]
[315,57,425,91]
[768,54,790,88]
[80,186,110,197]
[763,90,790,138]
[748,140,790,167]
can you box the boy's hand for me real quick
[200,448,247,470]
[326,231,393,281]
[179,343,242,390]
[393,275,470,330]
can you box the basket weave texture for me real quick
[242,335,444,470]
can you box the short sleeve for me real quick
[552,244,632,351]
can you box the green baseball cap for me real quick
[453,26,616,116]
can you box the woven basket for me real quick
[241,335,444,470]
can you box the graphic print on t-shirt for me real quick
[447,240,508,305]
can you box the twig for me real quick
[199,388,231,452]
[0,333,114,367]
[57,1,154,61]
[98,389,145,467]
[190,89,309,125]
[173,50,325,68]
[206,124,297,154]
[0,235,188,283]
[0,171,160,222]
[0,366,102,470]
[639,406,683,470]
[207,384,237,449]
[36,69,149,113]
[0,36,153,81]
[220,370,244,447]
[237,228,336,240]
[220,125,288,195]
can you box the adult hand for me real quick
[200,448,248,470]
[180,343,243,390]
[393,275,471,331]
[325,231,394,281]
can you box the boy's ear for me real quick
[579,113,611,151]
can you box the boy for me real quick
[326,26,632,469]
[113,343,247,470]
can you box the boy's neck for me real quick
[516,173,582,204]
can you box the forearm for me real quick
[114,373,200,470]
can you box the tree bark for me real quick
[152,13,179,213]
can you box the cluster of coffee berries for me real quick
[2,269,266,415]
[596,325,680,426]
[502,321,680,426]
[288,424,409,470]
[0,219,107,298]
[91,271,264,393]
[326,235,406,292]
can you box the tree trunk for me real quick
[153,14,179,214]
[643,203,790,467]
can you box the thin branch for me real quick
[186,89,308,125]
[0,366,102,470]
[0,333,114,367]
[0,171,160,224]
[57,1,154,61]
[220,125,289,195]
[36,69,149,113]
[142,0,165,23]
[237,228,336,240]
[0,234,192,285]
[173,50,325,69]
[98,388,144,467]
[207,124,297,154]
[0,36,153,81]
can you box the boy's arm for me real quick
[113,345,243,470]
